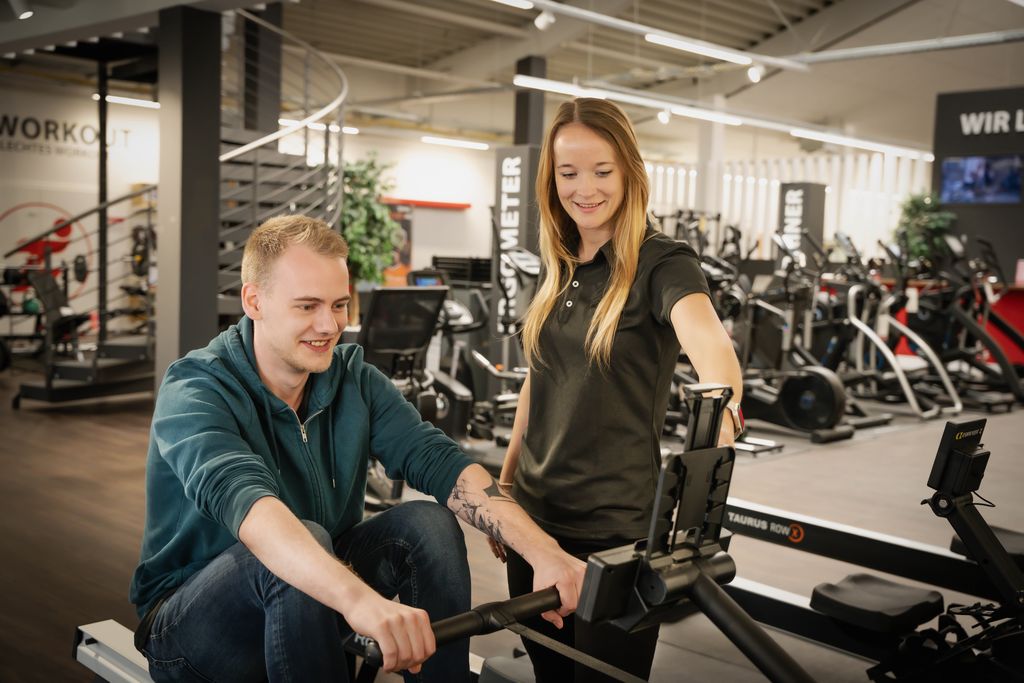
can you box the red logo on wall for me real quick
[0,202,92,296]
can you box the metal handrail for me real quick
[2,184,156,259]
[214,10,348,300]
[219,8,349,164]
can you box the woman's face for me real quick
[552,122,625,239]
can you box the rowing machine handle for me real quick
[342,586,561,668]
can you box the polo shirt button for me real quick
[572,280,579,288]
[566,300,574,308]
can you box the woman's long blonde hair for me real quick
[520,98,650,370]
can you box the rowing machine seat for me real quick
[810,573,943,635]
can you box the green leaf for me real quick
[340,152,402,284]
[894,192,957,261]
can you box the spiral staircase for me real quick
[3,8,349,407]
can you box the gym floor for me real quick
[1,366,1021,683]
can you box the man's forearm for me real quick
[446,463,559,563]
[238,496,370,612]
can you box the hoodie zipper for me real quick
[296,409,326,522]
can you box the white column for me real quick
[695,95,726,216]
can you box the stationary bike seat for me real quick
[810,573,943,635]
[950,525,1024,570]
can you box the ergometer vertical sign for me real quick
[492,145,539,338]
[497,154,522,334]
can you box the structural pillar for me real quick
[155,5,221,383]
[695,94,726,219]
[243,2,282,133]
[513,56,546,148]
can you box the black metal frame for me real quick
[345,384,815,683]
[724,418,1023,680]
[723,497,1004,601]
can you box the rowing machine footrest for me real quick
[811,573,943,635]
[479,655,536,683]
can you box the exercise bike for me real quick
[813,232,963,419]
[728,234,853,443]
[907,234,1023,407]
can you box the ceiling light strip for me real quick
[789,129,934,161]
[512,76,932,160]
[507,0,808,72]
[91,94,160,109]
[421,135,490,150]
[645,33,750,66]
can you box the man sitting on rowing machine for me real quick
[129,215,586,682]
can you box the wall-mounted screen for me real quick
[939,155,1022,204]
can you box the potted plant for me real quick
[340,154,403,320]
[896,192,956,265]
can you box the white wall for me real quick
[647,152,933,259]
[341,133,495,268]
[0,83,158,331]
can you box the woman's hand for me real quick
[718,422,736,447]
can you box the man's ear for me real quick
[241,282,263,320]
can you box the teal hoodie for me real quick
[129,316,473,618]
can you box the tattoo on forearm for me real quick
[448,476,516,547]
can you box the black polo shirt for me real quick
[513,228,710,542]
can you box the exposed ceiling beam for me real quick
[669,0,923,98]
[353,0,528,39]
[282,43,499,88]
[520,0,808,71]
[426,0,633,82]
[786,28,1024,64]
[562,40,675,72]
[0,0,245,53]
[353,84,513,108]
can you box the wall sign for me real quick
[492,145,538,337]
[776,182,826,265]
[933,87,1023,279]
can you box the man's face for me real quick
[246,244,350,377]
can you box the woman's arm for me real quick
[670,294,744,445]
[487,369,531,562]
[498,369,531,491]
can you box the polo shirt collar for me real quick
[567,221,659,265]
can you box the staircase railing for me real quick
[1,6,349,395]
[217,8,349,305]
[1,185,157,387]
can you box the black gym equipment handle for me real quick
[342,587,561,668]
[690,569,815,683]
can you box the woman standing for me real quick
[494,98,744,682]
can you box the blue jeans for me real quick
[140,501,471,683]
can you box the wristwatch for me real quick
[724,401,745,438]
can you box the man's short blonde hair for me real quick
[241,214,349,287]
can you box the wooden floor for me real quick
[1,364,1022,682]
